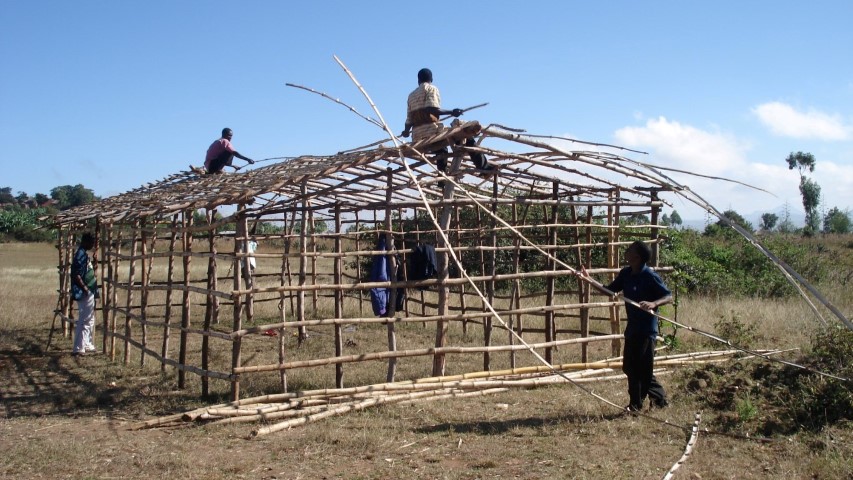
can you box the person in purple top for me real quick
[604,241,672,412]
[204,128,255,174]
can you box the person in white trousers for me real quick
[71,232,98,355]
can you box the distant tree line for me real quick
[0,184,99,241]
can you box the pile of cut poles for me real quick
[131,349,782,438]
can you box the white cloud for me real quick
[752,102,851,140]
[613,116,748,175]
[610,117,801,221]
[540,117,852,224]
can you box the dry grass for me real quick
[1,241,851,479]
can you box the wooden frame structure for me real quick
[51,122,675,400]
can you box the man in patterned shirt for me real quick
[401,68,462,173]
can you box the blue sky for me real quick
[2,1,851,223]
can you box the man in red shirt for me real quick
[204,128,255,174]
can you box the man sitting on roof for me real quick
[196,128,255,174]
[401,68,462,174]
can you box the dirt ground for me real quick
[2,326,851,480]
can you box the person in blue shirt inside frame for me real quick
[586,240,672,412]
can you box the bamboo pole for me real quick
[233,334,625,374]
[231,300,621,338]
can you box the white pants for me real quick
[73,293,96,353]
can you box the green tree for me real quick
[669,210,683,228]
[0,187,15,204]
[705,209,752,236]
[760,213,778,231]
[34,193,50,206]
[785,151,821,234]
[823,207,851,234]
[50,184,98,210]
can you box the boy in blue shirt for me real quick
[604,241,672,412]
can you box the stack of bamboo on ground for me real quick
[131,349,781,438]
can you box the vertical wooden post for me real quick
[309,206,319,315]
[509,203,520,368]
[544,182,559,363]
[580,205,593,362]
[297,183,308,343]
[650,189,660,266]
[231,206,246,400]
[202,210,218,397]
[101,224,112,354]
[109,227,122,361]
[162,215,178,371]
[278,211,289,393]
[139,221,149,366]
[283,209,296,320]
[62,229,73,337]
[178,211,193,388]
[385,168,398,382]
[610,189,622,357]
[354,215,364,318]
[484,176,498,371]
[432,148,464,376]
[123,222,139,365]
[454,206,467,333]
[333,202,344,388]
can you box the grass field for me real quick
[1,241,851,479]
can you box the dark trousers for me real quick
[622,335,667,409]
[207,151,234,173]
